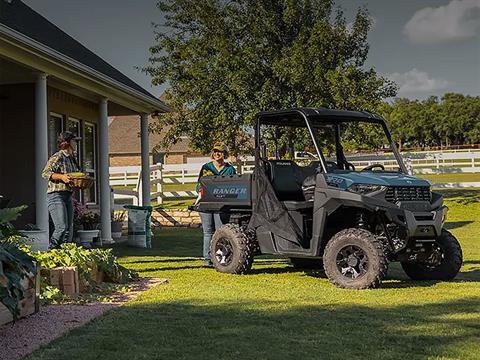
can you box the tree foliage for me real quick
[145,0,396,156]
[379,94,480,150]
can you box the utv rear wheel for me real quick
[211,224,254,274]
[289,257,323,270]
[401,230,462,280]
[323,228,388,289]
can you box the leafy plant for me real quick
[23,243,138,302]
[0,205,38,320]
[78,211,100,230]
[0,244,36,320]
[0,205,26,241]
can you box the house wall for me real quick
[0,84,100,227]
[109,153,189,166]
[110,154,147,167]
[47,87,98,123]
[0,83,36,227]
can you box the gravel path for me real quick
[0,278,167,360]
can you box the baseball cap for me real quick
[212,142,228,153]
[58,131,81,143]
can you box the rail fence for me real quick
[110,150,480,207]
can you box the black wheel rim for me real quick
[422,244,444,269]
[336,245,369,279]
[215,238,233,266]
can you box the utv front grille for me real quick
[385,186,431,203]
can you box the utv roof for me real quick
[256,108,386,126]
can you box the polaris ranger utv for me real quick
[195,108,463,289]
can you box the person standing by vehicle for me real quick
[42,131,81,249]
[196,142,236,266]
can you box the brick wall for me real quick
[110,153,189,166]
[110,155,143,166]
[152,209,201,228]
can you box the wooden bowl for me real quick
[70,176,94,190]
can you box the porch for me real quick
[0,45,167,245]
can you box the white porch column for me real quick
[140,113,151,206]
[99,98,113,244]
[34,73,49,233]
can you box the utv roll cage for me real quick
[254,108,408,174]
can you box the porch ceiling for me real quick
[0,55,140,116]
[0,55,36,84]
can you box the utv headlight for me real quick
[347,184,386,195]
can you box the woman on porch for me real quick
[41,131,81,249]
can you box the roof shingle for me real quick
[0,0,159,101]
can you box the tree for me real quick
[144,0,397,156]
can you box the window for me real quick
[66,117,82,165]
[48,113,64,156]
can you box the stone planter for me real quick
[77,229,100,249]
[111,220,123,239]
[19,230,49,251]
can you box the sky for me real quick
[22,0,480,100]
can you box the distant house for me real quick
[0,0,169,242]
[109,115,203,166]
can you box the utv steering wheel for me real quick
[362,164,385,171]
[345,162,356,171]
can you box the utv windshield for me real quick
[311,121,406,173]
[258,116,407,174]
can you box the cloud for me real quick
[387,69,450,98]
[404,0,480,44]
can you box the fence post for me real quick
[181,168,185,184]
[157,163,163,204]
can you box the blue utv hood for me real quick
[325,171,431,190]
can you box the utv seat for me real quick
[267,160,318,202]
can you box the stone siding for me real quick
[152,209,201,228]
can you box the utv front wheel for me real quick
[211,224,254,274]
[401,230,462,280]
[323,228,388,289]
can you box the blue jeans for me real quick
[47,191,73,249]
[199,212,223,262]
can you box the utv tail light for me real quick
[200,184,205,198]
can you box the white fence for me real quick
[110,150,480,206]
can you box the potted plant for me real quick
[19,223,49,252]
[76,211,100,248]
[111,211,126,239]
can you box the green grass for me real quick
[28,190,480,360]
[418,173,480,184]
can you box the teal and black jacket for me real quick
[196,161,236,192]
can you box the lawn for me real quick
[28,190,480,360]
[418,173,480,184]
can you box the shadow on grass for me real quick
[439,189,480,205]
[445,221,474,230]
[136,265,204,273]
[29,298,480,360]
[125,258,199,264]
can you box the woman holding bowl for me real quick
[42,131,81,249]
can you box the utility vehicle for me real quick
[195,108,463,289]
